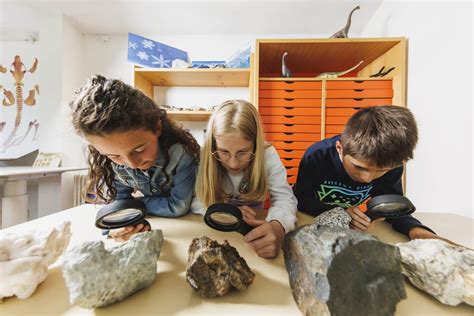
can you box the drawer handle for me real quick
[284,89,295,93]
[284,115,294,118]
[284,158,293,161]
[354,80,365,83]
[284,124,294,127]
[284,149,292,152]
[284,141,294,144]
[353,98,363,101]
[284,81,295,84]
[284,132,294,135]
[284,98,295,101]
[284,107,295,110]
[285,166,294,170]
[352,107,361,110]
[354,89,364,92]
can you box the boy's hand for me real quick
[108,223,151,242]
[346,206,384,232]
[238,205,257,223]
[408,226,463,247]
[243,218,285,259]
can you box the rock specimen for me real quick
[283,224,406,316]
[62,230,163,309]
[396,239,474,306]
[0,221,71,301]
[314,207,351,228]
[186,236,255,297]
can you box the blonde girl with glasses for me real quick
[192,100,297,259]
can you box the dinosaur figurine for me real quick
[330,5,360,38]
[370,66,395,77]
[281,52,292,78]
[316,60,364,79]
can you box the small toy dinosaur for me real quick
[370,66,395,77]
[316,60,364,78]
[330,5,360,38]
[281,52,292,78]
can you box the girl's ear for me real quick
[156,120,162,137]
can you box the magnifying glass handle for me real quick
[236,222,253,235]
[140,219,151,228]
[366,210,380,221]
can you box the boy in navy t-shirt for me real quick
[293,105,451,241]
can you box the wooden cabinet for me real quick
[254,38,407,185]
[133,67,252,121]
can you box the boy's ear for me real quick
[336,140,343,156]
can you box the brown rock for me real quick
[186,236,255,298]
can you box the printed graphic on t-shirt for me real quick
[316,181,372,208]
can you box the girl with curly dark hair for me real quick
[70,75,199,241]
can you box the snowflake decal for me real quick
[137,51,149,60]
[142,39,155,49]
[151,54,170,67]
[128,41,138,49]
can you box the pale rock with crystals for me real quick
[396,239,474,306]
[0,221,72,301]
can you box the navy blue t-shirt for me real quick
[293,135,434,237]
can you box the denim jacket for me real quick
[112,143,197,217]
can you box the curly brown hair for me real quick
[70,75,200,203]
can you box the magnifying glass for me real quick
[204,203,252,235]
[95,199,150,230]
[366,195,416,219]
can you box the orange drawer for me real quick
[260,90,322,99]
[264,124,321,133]
[277,149,305,159]
[285,166,298,176]
[259,98,322,107]
[326,80,392,90]
[326,125,345,134]
[287,175,297,185]
[261,116,321,125]
[326,108,359,117]
[325,98,392,107]
[270,141,314,150]
[266,133,321,142]
[326,89,393,99]
[260,81,323,90]
[326,117,351,124]
[259,106,322,116]
[281,158,301,167]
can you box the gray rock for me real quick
[283,224,406,316]
[186,236,255,298]
[314,207,351,228]
[396,239,474,306]
[62,230,163,309]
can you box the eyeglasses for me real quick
[211,151,255,162]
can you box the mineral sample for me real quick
[0,221,71,301]
[62,230,163,309]
[396,239,474,306]
[283,224,406,316]
[314,207,351,228]
[186,236,255,297]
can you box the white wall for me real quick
[361,1,473,218]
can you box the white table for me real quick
[1,205,473,315]
[0,166,86,228]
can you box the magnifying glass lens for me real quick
[209,212,239,226]
[102,208,143,224]
[372,202,406,213]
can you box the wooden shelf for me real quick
[134,68,250,87]
[257,37,404,77]
[259,77,392,81]
[166,110,212,122]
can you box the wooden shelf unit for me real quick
[133,67,251,121]
[254,38,407,185]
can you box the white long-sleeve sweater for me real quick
[191,146,297,233]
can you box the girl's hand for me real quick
[108,223,151,242]
[238,205,257,223]
[244,219,285,259]
[346,206,384,232]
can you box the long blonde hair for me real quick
[196,100,268,207]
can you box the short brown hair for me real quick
[340,105,418,168]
